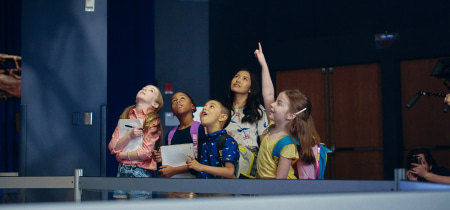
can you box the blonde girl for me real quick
[108,85,163,199]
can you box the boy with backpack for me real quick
[187,100,240,179]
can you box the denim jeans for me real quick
[113,164,156,199]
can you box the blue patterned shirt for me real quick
[198,129,240,179]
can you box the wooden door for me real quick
[276,63,383,180]
[332,63,383,180]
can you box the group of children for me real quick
[108,43,324,199]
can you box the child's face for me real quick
[230,70,252,94]
[269,92,292,123]
[171,92,194,116]
[200,100,224,127]
[136,85,160,105]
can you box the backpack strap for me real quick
[190,121,201,158]
[216,133,231,166]
[216,133,239,178]
[317,143,332,180]
[167,126,179,145]
[272,136,299,166]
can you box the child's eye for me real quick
[150,89,154,93]
[172,99,177,103]
[181,97,185,101]
[244,77,248,81]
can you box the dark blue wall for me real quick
[21,0,107,201]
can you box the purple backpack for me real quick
[167,121,201,158]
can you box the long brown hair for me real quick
[226,69,264,124]
[143,112,162,150]
[284,89,321,164]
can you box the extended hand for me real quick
[186,154,203,172]
[159,165,175,178]
[254,42,267,67]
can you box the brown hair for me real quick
[219,101,231,129]
[284,89,321,164]
[143,112,162,150]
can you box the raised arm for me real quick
[255,42,275,109]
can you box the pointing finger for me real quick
[187,154,195,160]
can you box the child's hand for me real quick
[152,150,161,162]
[159,165,175,178]
[254,42,267,67]
[129,127,144,139]
[186,154,203,172]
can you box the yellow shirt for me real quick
[256,132,299,179]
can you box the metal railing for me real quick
[1,168,450,202]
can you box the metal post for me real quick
[394,168,406,191]
[74,169,83,202]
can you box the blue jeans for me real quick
[113,164,156,199]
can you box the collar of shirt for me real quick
[129,107,152,119]
[205,129,227,141]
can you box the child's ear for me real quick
[218,114,228,123]
[151,102,160,111]
[286,112,296,121]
